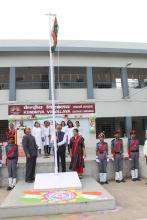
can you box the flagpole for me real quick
[48,13,58,174]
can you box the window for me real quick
[16,67,49,89]
[55,67,86,88]
[93,68,121,88]
[0,120,8,142]
[96,117,125,138]
[0,68,9,90]
[128,68,147,88]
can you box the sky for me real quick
[0,0,147,43]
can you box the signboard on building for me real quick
[8,103,95,115]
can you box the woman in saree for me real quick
[69,128,86,179]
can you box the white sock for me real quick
[8,178,13,187]
[12,178,17,187]
[119,171,123,181]
[115,172,119,181]
[99,173,103,182]
[103,173,107,182]
[135,169,138,179]
[131,170,135,179]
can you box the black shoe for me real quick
[25,180,34,183]
[136,178,141,181]
[7,186,13,191]
[97,180,102,184]
[100,182,104,185]
[104,181,109,184]
[121,179,126,183]
[79,175,83,179]
[44,155,49,158]
[116,180,120,183]
[132,178,136,181]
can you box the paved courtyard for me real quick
[1,179,147,220]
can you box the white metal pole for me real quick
[48,13,58,174]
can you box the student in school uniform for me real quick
[111,130,125,183]
[96,132,108,184]
[42,121,51,157]
[32,121,44,156]
[128,130,140,181]
[5,137,18,190]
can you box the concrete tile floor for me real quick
[1,179,147,220]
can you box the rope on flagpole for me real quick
[57,39,61,100]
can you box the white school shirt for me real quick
[42,126,51,146]
[32,127,43,149]
[66,127,74,145]
[143,140,147,156]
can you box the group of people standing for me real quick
[31,120,82,157]
[1,119,144,191]
[32,121,51,157]
[22,120,86,184]
[0,119,85,190]
[96,129,140,184]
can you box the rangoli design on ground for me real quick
[19,190,103,204]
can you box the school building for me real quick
[0,40,147,145]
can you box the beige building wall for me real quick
[0,87,147,119]
[0,52,147,68]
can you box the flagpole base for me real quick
[34,172,82,191]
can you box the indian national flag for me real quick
[51,16,59,53]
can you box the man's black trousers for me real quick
[57,148,66,172]
[25,156,37,181]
